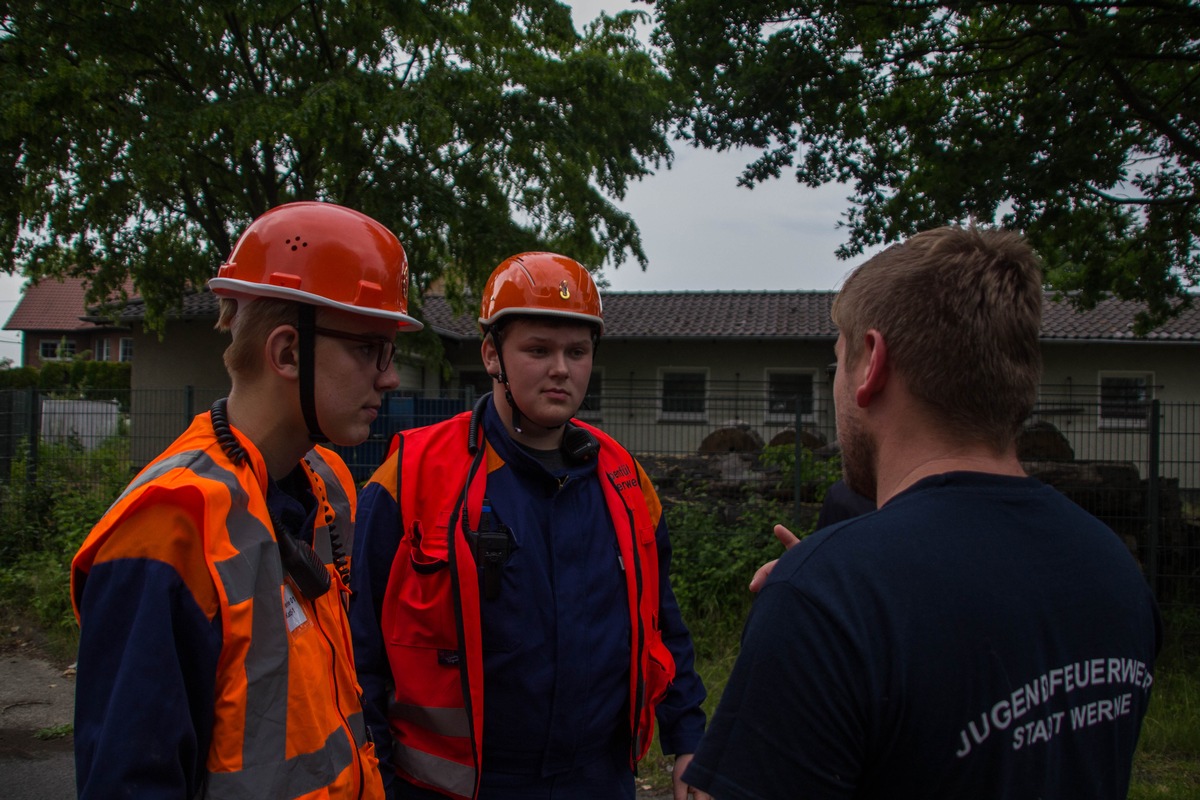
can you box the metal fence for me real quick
[1,383,1196,608]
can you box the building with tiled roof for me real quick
[421,291,842,341]
[2,277,136,367]
[108,286,1200,342]
[420,291,1200,342]
[62,286,1200,474]
[1039,295,1200,342]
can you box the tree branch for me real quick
[1085,185,1198,205]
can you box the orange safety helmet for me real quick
[478,252,603,334]
[209,201,422,331]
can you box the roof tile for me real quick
[4,276,136,332]
[94,288,1200,343]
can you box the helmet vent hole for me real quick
[286,236,308,252]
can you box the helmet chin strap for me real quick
[502,382,526,434]
[297,304,329,444]
[490,326,562,437]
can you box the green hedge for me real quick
[0,359,131,395]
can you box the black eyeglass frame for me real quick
[312,325,396,372]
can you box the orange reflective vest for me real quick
[72,412,383,800]
[375,412,675,799]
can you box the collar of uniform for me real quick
[480,397,594,483]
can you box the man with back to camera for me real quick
[349,252,710,799]
[684,226,1162,799]
[72,201,421,799]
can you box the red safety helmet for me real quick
[210,201,422,331]
[478,252,603,334]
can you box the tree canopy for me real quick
[653,0,1200,328]
[0,0,673,327]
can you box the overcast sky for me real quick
[0,1,872,365]
[568,0,877,293]
[0,273,22,362]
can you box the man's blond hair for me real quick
[215,297,299,378]
[831,226,1043,451]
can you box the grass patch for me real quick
[1129,609,1200,798]
[639,606,746,795]
[0,605,79,667]
[34,723,73,740]
[1129,752,1200,799]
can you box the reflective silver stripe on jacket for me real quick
[303,450,353,565]
[206,724,354,800]
[389,700,474,796]
[125,447,357,798]
[392,738,477,800]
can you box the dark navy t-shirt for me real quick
[686,472,1162,800]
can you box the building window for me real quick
[39,339,76,361]
[1099,372,1153,429]
[660,369,707,421]
[577,370,603,420]
[766,370,816,422]
[118,338,134,362]
[96,339,111,361]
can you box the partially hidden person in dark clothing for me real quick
[687,226,1162,800]
[350,252,710,800]
[72,202,422,799]
[816,478,875,529]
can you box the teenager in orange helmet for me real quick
[73,201,420,799]
[350,252,711,800]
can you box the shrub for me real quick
[0,365,40,389]
[78,360,132,399]
[37,360,73,394]
[0,436,131,632]
[758,442,843,500]
[665,485,791,634]
[664,450,841,651]
[0,357,132,400]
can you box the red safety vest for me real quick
[376,412,675,799]
[72,412,383,800]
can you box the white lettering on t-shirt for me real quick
[1069,692,1132,732]
[1010,711,1066,751]
[954,657,1151,758]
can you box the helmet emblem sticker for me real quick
[559,280,571,300]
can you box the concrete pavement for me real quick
[0,643,75,799]
[0,635,671,799]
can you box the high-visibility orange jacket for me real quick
[372,411,677,799]
[72,411,384,799]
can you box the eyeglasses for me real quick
[313,326,396,372]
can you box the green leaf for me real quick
[1,0,673,339]
[653,0,1200,323]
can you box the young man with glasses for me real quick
[72,201,421,799]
